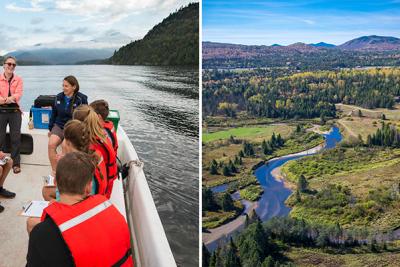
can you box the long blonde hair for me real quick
[72,105,106,144]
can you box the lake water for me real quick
[16,65,199,267]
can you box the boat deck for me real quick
[0,113,176,267]
[0,164,50,267]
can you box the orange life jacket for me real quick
[93,150,108,197]
[89,137,118,196]
[104,120,118,154]
[41,195,134,267]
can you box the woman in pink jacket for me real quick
[0,56,23,174]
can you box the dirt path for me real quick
[337,120,357,138]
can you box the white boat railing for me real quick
[115,127,177,267]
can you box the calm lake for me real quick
[17,65,199,267]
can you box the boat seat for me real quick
[2,133,33,155]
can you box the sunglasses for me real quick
[4,62,16,67]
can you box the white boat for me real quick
[0,112,176,267]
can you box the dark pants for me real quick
[0,112,21,165]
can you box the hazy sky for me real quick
[203,0,400,45]
[0,0,192,54]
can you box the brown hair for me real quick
[63,120,90,153]
[90,100,109,120]
[3,56,17,64]
[64,75,80,113]
[73,105,106,144]
[56,152,97,195]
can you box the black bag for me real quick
[34,95,56,108]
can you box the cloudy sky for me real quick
[203,0,400,45]
[0,0,192,55]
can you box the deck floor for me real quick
[0,163,51,267]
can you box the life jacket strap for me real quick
[112,248,132,267]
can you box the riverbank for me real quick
[203,141,327,248]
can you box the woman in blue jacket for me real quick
[48,75,88,175]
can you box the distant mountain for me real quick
[109,3,199,66]
[203,36,400,70]
[7,48,115,65]
[4,30,132,65]
[271,44,282,47]
[339,35,400,50]
[310,42,336,48]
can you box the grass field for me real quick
[286,246,400,267]
[203,124,293,143]
[336,103,400,121]
[337,117,379,141]
[282,147,400,231]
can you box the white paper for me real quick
[43,175,55,186]
[0,156,10,166]
[21,201,49,217]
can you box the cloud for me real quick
[301,19,315,25]
[6,0,47,12]
[63,27,91,35]
[30,17,44,24]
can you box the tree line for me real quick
[203,68,400,119]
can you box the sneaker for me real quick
[0,203,4,213]
[0,188,16,199]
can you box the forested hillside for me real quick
[109,3,198,66]
[203,38,400,70]
[203,68,400,119]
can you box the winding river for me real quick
[205,126,342,250]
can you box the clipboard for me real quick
[20,201,49,217]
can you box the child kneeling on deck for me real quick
[26,152,133,267]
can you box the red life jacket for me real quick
[90,137,118,197]
[41,195,134,267]
[93,150,108,197]
[104,120,118,154]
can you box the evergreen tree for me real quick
[224,238,241,267]
[296,124,301,133]
[210,161,218,175]
[234,155,240,165]
[261,256,274,267]
[271,133,277,148]
[239,150,245,158]
[229,160,237,173]
[295,190,301,203]
[382,114,386,120]
[297,175,308,192]
[222,193,235,211]
[277,133,284,147]
[202,244,210,267]
[203,188,218,211]
[358,109,362,117]
[222,165,231,176]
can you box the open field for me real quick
[336,103,400,121]
[286,246,400,267]
[282,147,400,231]
[202,124,293,143]
[336,117,379,141]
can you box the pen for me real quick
[24,202,33,213]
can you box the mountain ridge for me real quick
[108,3,199,66]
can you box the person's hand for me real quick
[48,131,51,137]
[0,97,6,105]
[0,151,5,159]
[5,97,14,104]
[56,153,64,162]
